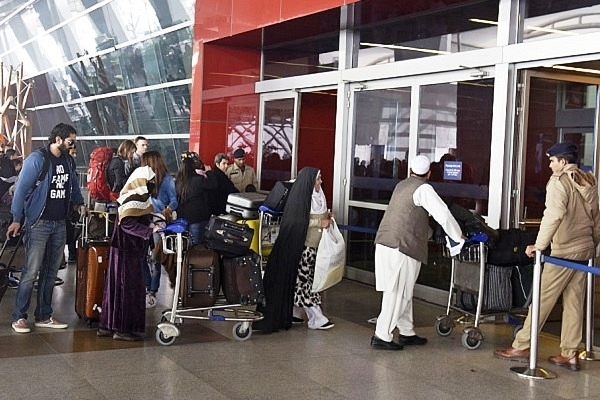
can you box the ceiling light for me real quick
[360,42,451,55]
[469,18,498,26]
[550,65,600,75]
[470,18,578,36]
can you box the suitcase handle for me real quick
[187,266,216,296]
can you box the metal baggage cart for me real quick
[435,241,525,350]
[155,220,263,346]
[257,205,282,271]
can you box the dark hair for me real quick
[47,123,76,143]
[4,148,16,158]
[214,153,229,165]
[141,151,168,191]
[175,157,197,203]
[134,136,147,143]
[556,153,578,164]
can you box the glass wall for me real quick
[260,98,295,190]
[522,0,600,42]
[0,0,193,172]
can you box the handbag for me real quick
[312,219,345,292]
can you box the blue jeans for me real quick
[12,219,66,322]
[143,233,161,293]
[188,221,207,246]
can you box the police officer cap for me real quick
[410,155,431,175]
[546,142,577,157]
[233,149,246,159]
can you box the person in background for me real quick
[141,150,177,308]
[106,139,136,194]
[132,136,148,168]
[65,146,80,263]
[254,167,335,333]
[494,142,600,371]
[175,151,218,246]
[371,155,464,350]
[209,152,238,215]
[0,149,20,198]
[226,149,258,192]
[8,123,85,333]
[97,166,160,341]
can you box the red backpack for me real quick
[87,147,117,201]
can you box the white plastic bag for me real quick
[312,219,346,292]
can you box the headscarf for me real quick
[117,165,155,222]
[310,170,327,214]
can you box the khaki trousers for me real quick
[512,249,594,357]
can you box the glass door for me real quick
[258,92,299,190]
[514,71,599,229]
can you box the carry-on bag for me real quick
[75,237,110,325]
[180,245,220,308]
[486,228,536,266]
[204,215,254,257]
[225,192,266,219]
[262,180,293,212]
[221,251,265,306]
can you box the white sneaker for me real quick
[146,293,157,309]
[34,317,68,329]
[12,318,30,333]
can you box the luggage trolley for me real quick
[155,220,264,346]
[435,240,500,350]
[257,205,282,270]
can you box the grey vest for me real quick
[374,176,429,264]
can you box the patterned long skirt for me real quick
[294,246,321,307]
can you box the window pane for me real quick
[355,0,498,66]
[351,87,411,203]
[523,1,600,43]
[418,79,493,214]
[261,99,294,189]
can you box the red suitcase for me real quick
[180,245,220,308]
[221,252,265,306]
[75,237,110,326]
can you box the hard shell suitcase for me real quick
[180,245,220,308]
[75,238,110,326]
[262,180,293,212]
[204,215,254,257]
[221,252,265,306]
[226,192,266,219]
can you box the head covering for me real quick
[546,142,578,158]
[255,166,319,333]
[310,170,327,214]
[181,151,199,161]
[410,155,431,175]
[233,149,245,159]
[117,166,155,222]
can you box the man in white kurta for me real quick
[371,155,464,350]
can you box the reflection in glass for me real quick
[351,87,411,203]
[261,99,294,189]
[522,1,600,42]
[355,0,498,66]
[522,77,597,220]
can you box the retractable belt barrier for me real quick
[337,224,378,234]
[511,252,598,380]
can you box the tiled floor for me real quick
[1,253,600,399]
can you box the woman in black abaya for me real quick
[254,167,334,333]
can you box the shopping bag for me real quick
[312,220,345,292]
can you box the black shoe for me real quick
[398,334,427,346]
[55,277,64,286]
[370,335,403,350]
[292,317,304,324]
[113,332,142,341]
[97,328,113,337]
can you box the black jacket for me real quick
[209,167,238,215]
[177,173,219,223]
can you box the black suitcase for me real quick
[221,252,265,306]
[262,180,293,212]
[204,215,254,257]
[486,229,536,266]
[459,264,513,313]
[180,245,220,308]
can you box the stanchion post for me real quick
[580,258,599,360]
[511,250,557,379]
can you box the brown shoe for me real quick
[548,354,580,371]
[494,347,530,363]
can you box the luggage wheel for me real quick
[232,322,252,341]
